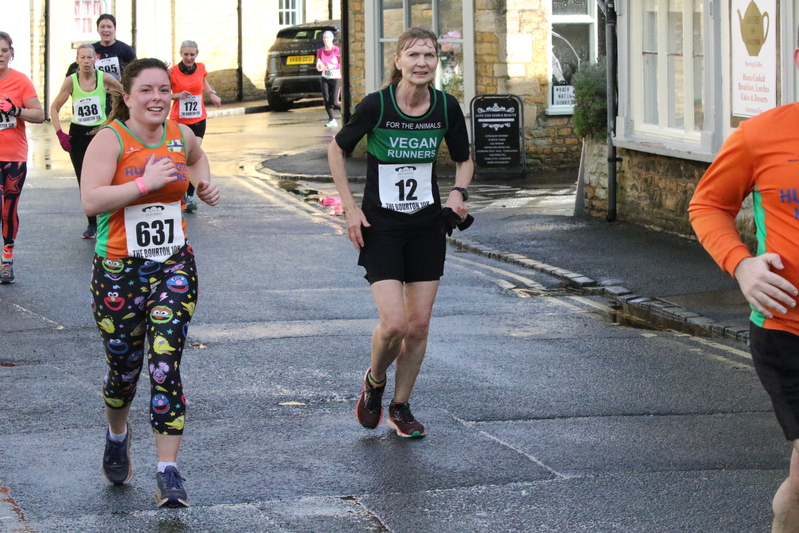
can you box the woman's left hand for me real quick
[444,191,468,221]
[210,93,222,107]
[196,181,220,206]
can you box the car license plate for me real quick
[286,55,315,65]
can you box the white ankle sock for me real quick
[158,461,177,473]
[108,427,127,443]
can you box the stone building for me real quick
[6,0,338,120]
[349,0,604,172]
[584,0,799,238]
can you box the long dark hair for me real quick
[383,27,439,88]
[105,58,171,125]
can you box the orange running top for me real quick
[168,63,208,125]
[95,120,190,261]
[689,102,799,335]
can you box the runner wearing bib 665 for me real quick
[328,26,473,438]
[80,58,220,508]
[51,43,123,239]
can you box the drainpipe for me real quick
[340,0,350,124]
[131,0,137,51]
[43,0,50,119]
[598,0,618,222]
[237,0,243,101]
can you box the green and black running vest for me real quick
[363,85,451,227]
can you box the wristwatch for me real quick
[451,187,469,201]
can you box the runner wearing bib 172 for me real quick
[80,58,220,508]
[328,27,473,439]
[51,43,123,239]
[169,40,222,214]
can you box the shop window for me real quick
[633,0,704,140]
[279,0,302,26]
[74,1,106,38]
[548,0,600,114]
[374,0,473,105]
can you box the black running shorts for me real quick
[357,223,446,284]
[184,119,207,139]
[750,322,799,441]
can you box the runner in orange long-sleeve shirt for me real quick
[689,48,799,533]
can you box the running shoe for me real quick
[325,119,338,127]
[0,260,14,284]
[155,466,189,508]
[387,402,426,438]
[184,196,198,213]
[103,421,133,485]
[355,369,385,429]
[82,224,97,239]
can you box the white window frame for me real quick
[364,0,475,109]
[74,1,108,40]
[547,2,599,115]
[615,0,718,162]
[278,0,303,27]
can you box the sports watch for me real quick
[451,187,469,201]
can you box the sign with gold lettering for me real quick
[732,0,776,117]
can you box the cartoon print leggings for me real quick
[0,161,27,249]
[91,244,198,436]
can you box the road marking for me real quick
[0,483,31,532]
[230,175,343,233]
[0,300,64,329]
[448,255,546,289]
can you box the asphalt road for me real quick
[0,109,789,532]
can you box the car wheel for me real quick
[267,93,293,112]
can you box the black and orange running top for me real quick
[95,120,190,261]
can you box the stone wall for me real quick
[342,0,582,172]
[583,138,756,243]
[475,0,582,172]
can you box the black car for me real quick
[265,20,341,112]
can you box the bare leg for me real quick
[369,280,407,381]
[393,281,439,403]
[773,442,799,532]
[105,404,131,434]
[368,280,439,403]
[154,434,183,463]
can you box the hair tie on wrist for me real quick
[134,177,148,196]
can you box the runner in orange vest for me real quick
[80,58,220,508]
[169,40,221,213]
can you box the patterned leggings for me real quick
[0,161,27,249]
[91,244,198,435]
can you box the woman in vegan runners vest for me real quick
[328,26,473,438]
[0,31,45,285]
[80,58,220,508]
[169,40,222,214]
[51,44,123,239]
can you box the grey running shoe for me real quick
[82,224,97,239]
[0,260,14,284]
[103,421,133,484]
[355,369,385,429]
[156,466,189,508]
[184,196,198,213]
[387,402,426,438]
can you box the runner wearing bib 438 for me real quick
[51,43,123,239]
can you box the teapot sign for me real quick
[732,0,776,118]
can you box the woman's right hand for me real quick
[140,153,178,192]
[345,206,370,251]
